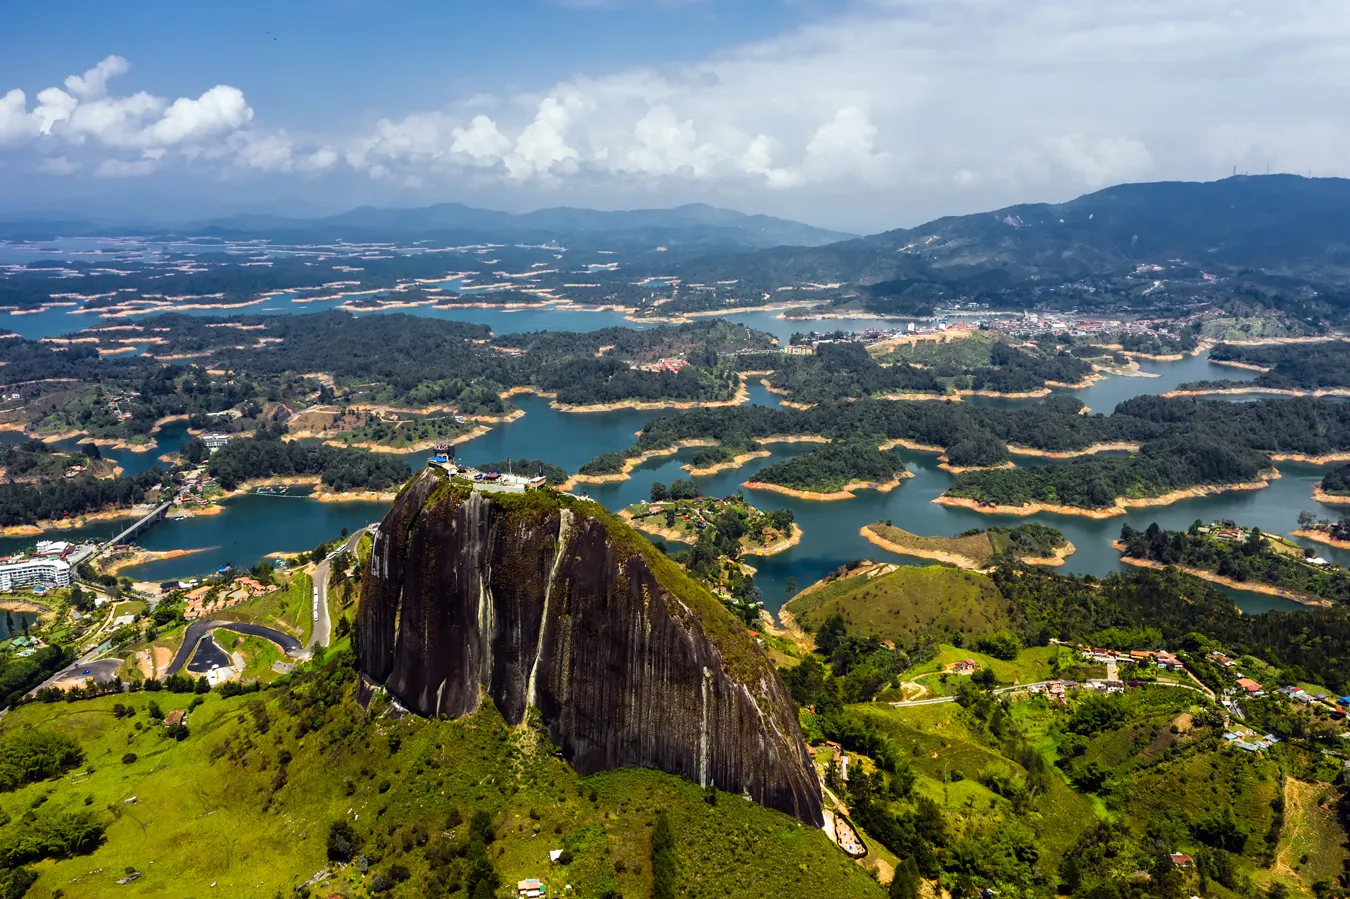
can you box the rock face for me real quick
[359,470,823,826]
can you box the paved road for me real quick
[42,658,124,691]
[309,528,367,651]
[166,620,303,676]
[185,635,231,675]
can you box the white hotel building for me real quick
[0,558,72,592]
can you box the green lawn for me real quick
[0,667,882,899]
[786,565,1013,645]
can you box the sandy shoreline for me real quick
[1274,452,1350,466]
[1165,386,1350,399]
[620,509,803,557]
[1209,359,1271,372]
[501,381,752,415]
[937,460,1016,474]
[859,524,1075,569]
[1313,486,1350,505]
[758,434,831,446]
[1292,529,1350,551]
[682,450,771,477]
[229,476,395,504]
[1005,441,1141,459]
[878,437,945,454]
[100,546,210,576]
[935,472,1279,519]
[321,423,493,454]
[0,505,149,537]
[1112,542,1332,607]
[558,440,720,490]
[742,473,910,502]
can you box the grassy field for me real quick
[851,700,1102,871]
[1275,776,1350,883]
[864,523,1006,567]
[213,632,288,683]
[0,657,882,899]
[870,331,996,367]
[213,572,313,643]
[786,564,1013,645]
[899,645,1066,697]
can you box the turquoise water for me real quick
[20,373,1320,617]
[2,299,1326,614]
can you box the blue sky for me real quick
[2,0,1349,231]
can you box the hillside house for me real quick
[1235,678,1263,694]
[951,659,980,674]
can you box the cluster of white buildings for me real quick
[427,456,548,495]
[0,556,71,593]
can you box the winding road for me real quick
[165,620,303,676]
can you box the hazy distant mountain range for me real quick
[5,175,1350,293]
[0,201,856,253]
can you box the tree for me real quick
[650,482,669,502]
[651,811,676,899]
[326,820,360,862]
[816,615,847,654]
[182,436,209,465]
[1297,509,1316,530]
[889,857,920,899]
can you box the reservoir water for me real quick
[5,301,1334,615]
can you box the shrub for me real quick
[326,820,360,862]
[0,730,83,792]
[120,753,136,765]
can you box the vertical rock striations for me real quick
[359,469,823,826]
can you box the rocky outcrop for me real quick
[359,469,823,826]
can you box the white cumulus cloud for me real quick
[8,1,1350,228]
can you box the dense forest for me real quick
[1320,463,1350,497]
[944,436,1270,510]
[1118,521,1350,603]
[749,441,910,493]
[1178,340,1350,392]
[569,395,1350,508]
[206,428,411,492]
[622,394,1350,462]
[0,314,775,446]
[982,523,1070,561]
[0,469,169,528]
[758,338,1093,405]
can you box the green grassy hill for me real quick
[786,564,1013,644]
[0,653,881,899]
[827,673,1335,897]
